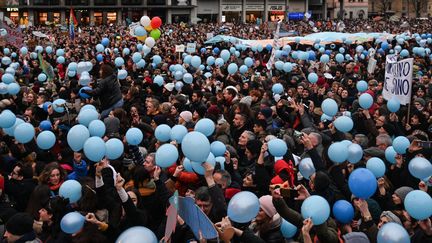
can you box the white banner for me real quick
[186,43,196,53]
[383,55,413,105]
[175,44,185,53]
[266,21,281,70]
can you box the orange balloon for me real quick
[137,36,146,42]
[145,25,153,32]
[151,17,162,29]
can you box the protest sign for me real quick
[186,43,196,53]
[383,55,413,105]
[175,44,185,53]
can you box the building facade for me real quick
[368,0,432,18]
[327,0,368,19]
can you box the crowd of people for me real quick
[0,15,430,243]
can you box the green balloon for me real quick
[150,29,161,40]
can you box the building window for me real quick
[65,0,89,5]
[107,12,117,24]
[349,11,353,19]
[94,12,103,25]
[172,0,189,6]
[121,0,142,4]
[388,3,392,10]
[94,0,116,5]
[53,12,60,24]
[39,12,48,24]
[34,0,60,5]
[9,12,19,24]
[148,0,166,5]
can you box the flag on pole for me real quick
[266,21,282,72]
[69,8,78,40]
[38,52,55,81]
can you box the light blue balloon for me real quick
[181,131,210,163]
[14,123,35,143]
[387,97,400,113]
[227,63,238,74]
[183,158,193,172]
[239,65,248,74]
[30,52,37,59]
[349,168,377,199]
[183,55,192,64]
[5,67,15,76]
[282,45,291,53]
[78,109,99,127]
[175,81,184,91]
[220,49,230,62]
[211,141,226,157]
[45,46,53,54]
[230,47,236,54]
[299,158,315,180]
[195,118,215,137]
[339,47,345,53]
[7,82,20,95]
[59,180,82,203]
[244,57,253,67]
[183,73,193,84]
[155,144,179,168]
[117,69,128,80]
[333,116,353,132]
[393,136,410,154]
[404,190,432,220]
[137,44,143,51]
[356,45,364,53]
[153,75,164,86]
[132,52,142,63]
[137,59,146,68]
[272,83,284,94]
[215,58,224,67]
[257,44,263,52]
[308,72,318,83]
[67,125,90,152]
[408,157,432,180]
[384,146,397,164]
[280,219,297,239]
[170,125,188,143]
[235,51,240,57]
[191,56,201,68]
[155,124,171,142]
[37,130,56,150]
[61,212,85,234]
[105,138,124,160]
[215,156,225,170]
[322,98,338,117]
[206,56,215,65]
[320,54,330,63]
[359,93,373,109]
[142,45,151,55]
[0,110,16,128]
[320,113,332,122]
[328,142,349,163]
[57,56,65,64]
[134,26,147,36]
[174,71,183,80]
[56,49,65,56]
[268,138,287,157]
[298,51,309,60]
[20,47,28,55]
[275,61,284,70]
[348,143,363,164]
[96,44,104,53]
[228,191,260,223]
[356,80,368,92]
[301,195,330,225]
[377,222,410,243]
[400,49,409,57]
[122,48,130,56]
[68,70,76,77]
[126,128,143,146]
[283,62,292,72]
[115,226,157,243]
[115,57,124,67]
[38,73,47,82]
[152,55,162,65]
[336,53,344,63]
[3,118,23,136]
[68,62,78,71]
[88,120,106,137]
[83,136,106,162]
[366,157,386,178]
[0,82,8,95]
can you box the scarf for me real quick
[49,180,64,192]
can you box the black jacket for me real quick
[4,177,37,212]
[86,74,122,110]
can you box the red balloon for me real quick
[151,17,162,29]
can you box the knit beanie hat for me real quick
[342,232,370,243]
[313,171,331,193]
[5,213,34,236]
[380,211,402,225]
[246,140,263,156]
[259,195,277,218]
[179,111,193,122]
[260,107,273,119]
[394,186,414,202]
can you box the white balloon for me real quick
[76,62,87,74]
[145,37,155,48]
[140,16,151,27]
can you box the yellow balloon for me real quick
[137,36,146,42]
[145,25,153,32]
